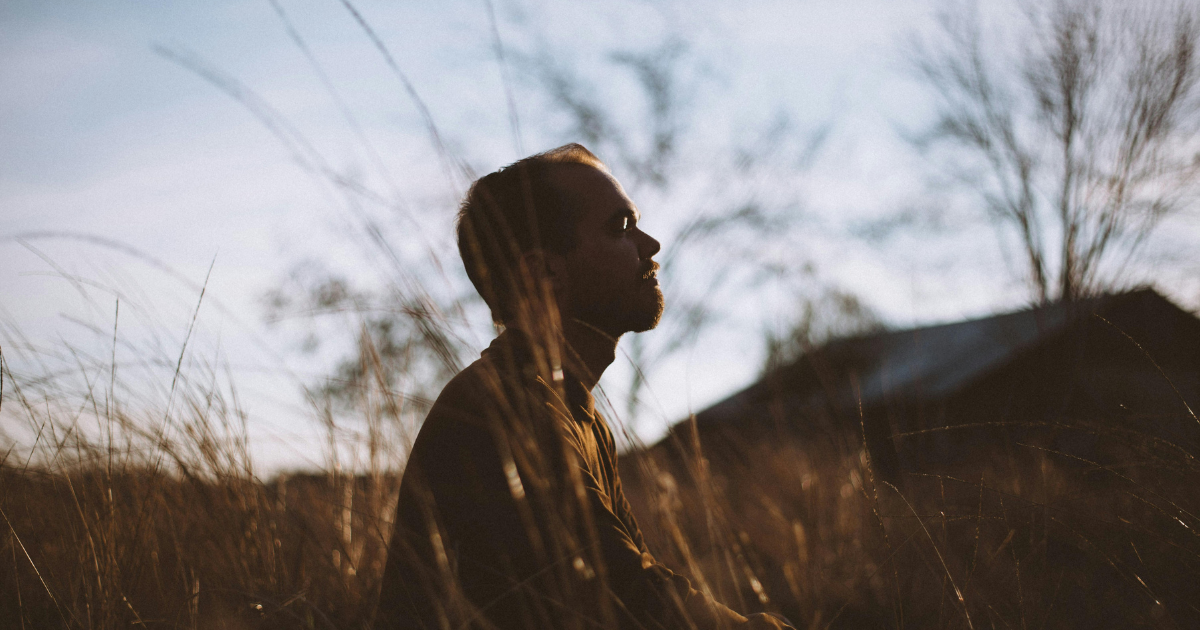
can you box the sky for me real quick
[3,0,1197,472]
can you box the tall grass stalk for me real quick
[5,286,1200,628]
[5,3,1199,626]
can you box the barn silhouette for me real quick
[655,288,1200,482]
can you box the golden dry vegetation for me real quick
[3,348,1198,629]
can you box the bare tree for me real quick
[912,0,1200,303]
[761,286,886,375]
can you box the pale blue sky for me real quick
[4,0,1195,471]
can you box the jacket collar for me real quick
[486,328,596,423]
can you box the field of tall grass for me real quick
[3,322,1199,629]
[5,2,1200,625]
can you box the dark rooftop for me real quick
[682,288,1195,434]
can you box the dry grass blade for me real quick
[1,505,74,627]
[882,481,974,630]
[336,0,469,185]
[1094,313,1199,424]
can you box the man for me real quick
[376,144,792,630]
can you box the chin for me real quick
[577,288,665,335]
[629,317,661,334]
[627,291,665,333]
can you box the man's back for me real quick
[375,331,726,630]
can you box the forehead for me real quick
[548,163,637,227]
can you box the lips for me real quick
[640,262,660,286]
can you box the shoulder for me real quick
[413,358,496,441]
[408,352,537,450]
[408,345,585,460]
[400,360,504,494]
[433,359,493,412]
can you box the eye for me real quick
[618,216,634,231]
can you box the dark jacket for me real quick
[375,330,739,630]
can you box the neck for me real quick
[561,319,620,391]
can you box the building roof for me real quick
[682,288,1191,433]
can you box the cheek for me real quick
[568,241,638,292]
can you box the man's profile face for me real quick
[552,164,664,336]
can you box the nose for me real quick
[636,228,661,259]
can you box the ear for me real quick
[519,248,569,295]
[543,250,569,294]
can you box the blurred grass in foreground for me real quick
[3,330,1198,629]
